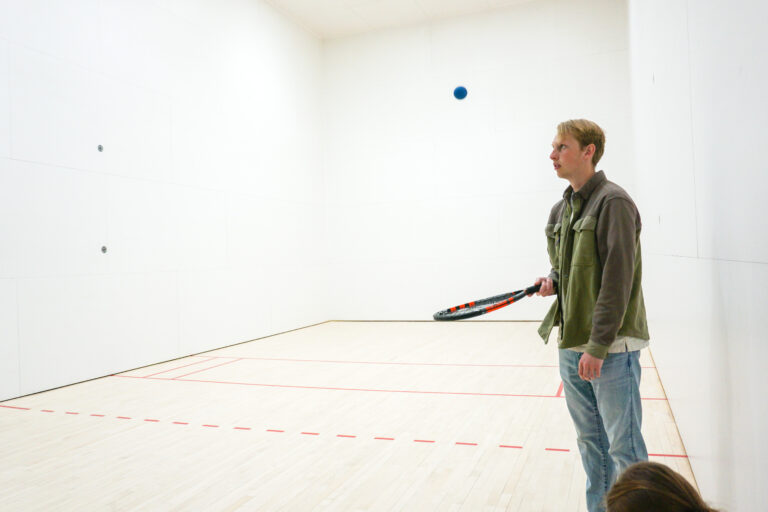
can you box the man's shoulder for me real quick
[548,198,566,222]
[594,178,637,208]
[591,179,642,229]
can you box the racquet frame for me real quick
[433,284,541,321]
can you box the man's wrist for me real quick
[584,339,609,360]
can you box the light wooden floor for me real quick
[0,321,694,511]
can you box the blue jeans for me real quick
[559,349,648,512]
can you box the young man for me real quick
[534,119,650,512]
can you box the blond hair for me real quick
[557,119,606,167]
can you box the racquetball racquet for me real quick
[433,284,541,321]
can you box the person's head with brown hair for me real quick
[556,119,606,168]
[605,462,720,512]
[550,119,606,191]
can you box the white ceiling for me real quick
[264,0,539,39]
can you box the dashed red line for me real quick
[0,405,687,458]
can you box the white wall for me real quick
[7,7,762,510]
[0,0,325,401]
[629,1,768,510]
[322,0,636,321]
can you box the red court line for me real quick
[5,406,690,458]
[556,382,564,397]
[143,357,214,378]
[175,359,243,379]
[114,375,562,398]
[198,355,656,370]
[113,375,667,401]
[197,356,559,368]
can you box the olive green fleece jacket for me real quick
[538,171,649,359]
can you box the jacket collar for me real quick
[563,170,606,201]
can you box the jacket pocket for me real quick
[571,216,597,266]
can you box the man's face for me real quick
[550,133,591,181]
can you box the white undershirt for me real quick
[566,336,649,353]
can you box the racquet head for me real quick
[432,284,541,321]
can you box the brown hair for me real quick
[557,119,606,167]
[605,462,720,512]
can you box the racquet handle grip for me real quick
[524,284,542,295]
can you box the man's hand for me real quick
[533,277,555,297]
[578,353,604,381]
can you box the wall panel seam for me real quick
[684,0,700,259]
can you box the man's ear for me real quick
[583,143,596,161]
